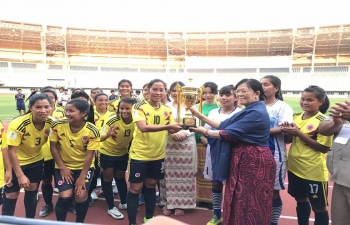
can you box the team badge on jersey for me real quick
[44,129,50,136]
[164,111,168,117]
[57,180,63,185]
[306,124,314,131]
[82,136,89,143]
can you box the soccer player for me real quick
[260,75,293,225]
[281,85,332,225]
[0,121,5,205]
[38,87,65,217]
[100,97,136,219]
[89,92,116,205]
[2,94,53,218]
[15,89,26,115]
[126,79,182,225]
[50,98,100,223]
[109,79,137,112]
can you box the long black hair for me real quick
[70,91,95,124]
[66,98,93,123]
[261,75,284,101]
[303,85,330,114]
[25,93,52,115]
[219,85,238,107]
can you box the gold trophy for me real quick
[176,79,203,129]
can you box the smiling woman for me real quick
[2,93,54,219]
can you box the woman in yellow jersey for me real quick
[0,121,5,205]
[100,97,136,219]
[281,85,333,225]
[109,79,139,112]
[2,94,53,218]
[127,79,182,225]
[89,92,116,204]
[50,98,100,223]
[38,87,65,217]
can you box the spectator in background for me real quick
[319,100,350,225]
[15,89,26,115]
[25,88,37,103]
[60,89,70,107]
[135,90,141,98]
[109,90,118,101]
[57,87,64,106]
[142,83,150,101]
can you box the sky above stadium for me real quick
[1,0,349,32]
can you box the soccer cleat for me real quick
[113,186,119,195]
[207,215,223,225]
[107,207,124,219]
[112,179,116,186]
[39,204,54,217]
[143,216,153,223]
[119,203,127,210]
[96,178,101,187]
[138,195,145,205]
[53,187,59,193]
[91,189,98,200]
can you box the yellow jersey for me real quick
[94,109,115,131]
[288,112,333,182]
[42,108,65,161]
[7,114,54,166]
[0,122,5,188]
[50,119,100,170]
[100,115,134,157]
[108,98,120,112]
[129,100,174,161]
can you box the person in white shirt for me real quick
[60,89,70,106]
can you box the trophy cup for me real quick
[176,79,203,129]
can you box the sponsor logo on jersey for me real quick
[24,132,31,136]
[312,195,318,199]
[60,133,65,137]
[146,113,150,116]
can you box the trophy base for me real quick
[182,117,196,129]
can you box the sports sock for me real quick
[212,188,222,219]
[296,202,311,225]
[75,198,89,223]
[115,178,127,204]
[314,211,329,225]
[2,198,17,216]
[42,183,53,205]
[127,192,139,224]
[102,180,114,209]
[55,197,73,221]
[271,197,282,225]
[144,187,156,219]
[24,190,38,218]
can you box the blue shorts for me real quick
[5,160,44,193]
[128,158,165,183]
[16,102,25,111]
[54,168,94,192]
[99,153,128,172]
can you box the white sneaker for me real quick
[91,189,98,200]
[97,178,101,187]
[53,188,59,193]
[112,179,116,186]
[107,207,124,219]
[113,186,119,195]
[119,203,127,210]
[37,192,39,201]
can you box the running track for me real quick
[0,123,332,224]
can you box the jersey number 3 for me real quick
[35,137,41,146]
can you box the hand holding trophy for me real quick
[175,78,204,129]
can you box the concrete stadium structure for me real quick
[0,20,349,97]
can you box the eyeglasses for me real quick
[234,89,250,94]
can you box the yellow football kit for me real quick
[94,109,115,131]
[0,122,5,188]
[129,100,174,161]
[100,115,134,157]
[288,112,333,182]
[6,114,54,166]
[50,119,100,170]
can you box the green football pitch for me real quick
[0,94,348,123]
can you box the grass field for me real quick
[0,94,348,122]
